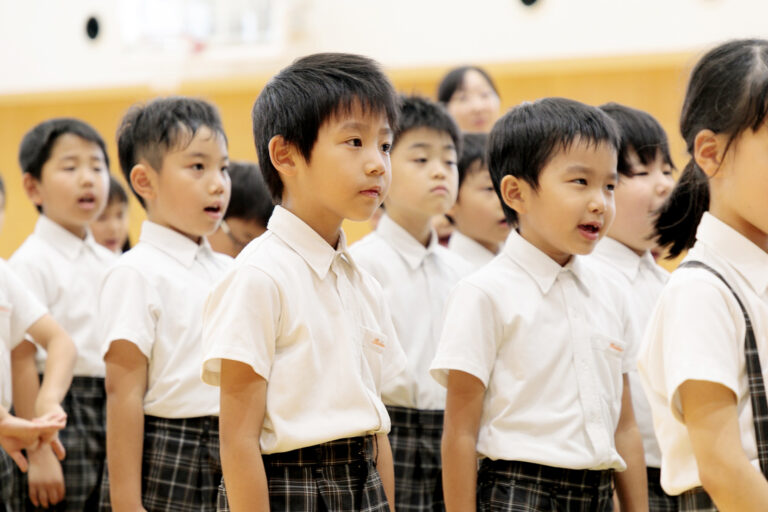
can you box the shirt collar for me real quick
[695,212,768,296]
[502,229,588,294]
[376,214,437,270]
[593,237,643,281]
[138,221,214,269]
[448,230,496,264]
[34,214,106,260]
[267,206,354,279]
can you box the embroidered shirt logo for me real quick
[609,342,624,352]
[372,338,386,349]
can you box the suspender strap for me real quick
[679,261,768,476]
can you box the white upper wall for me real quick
[1,0,766,95]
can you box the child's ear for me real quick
[500,175,528,216]
[693,129,727,178]
[21,173,43,207]
[268,136,301,178]
[129,163,157,202]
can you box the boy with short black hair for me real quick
[208,160,273,257]
[201,52,407,512]
[100,97,232,511]
[432,97,648,511]
[595,102,675,511]
[447,132,510,269]
[10,117,116,510]
[351,94,470,511]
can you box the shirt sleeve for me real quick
[201,264,281,386]
[430,280,500,388]
[8,247,51,308]
[99,265,160,358]
[0,261,47,350]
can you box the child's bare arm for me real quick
[105,340,148,512]
[0,409,66,472]
[680,379,768,511]
[11,340,40,421]
[26,314,76,418]
[614,374,648,511]
[219,359,269,512]
[375,433,395,510]
[442,369,485,512]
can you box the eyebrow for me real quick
[340,121,393,136]
[408,142,456,151]
[565,164,618,180]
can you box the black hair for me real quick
[656,39,768,258]
[488,97,620,224]
[117,96,227,207]
[599,103,674,177]
[437,66,500,104]
[458,132,489,187]
[252,52,399,202]
[393,95,461,153]
[107,174,129,206]
[0,174,4,201]
[224,161,274,227]
[18,118,110,213]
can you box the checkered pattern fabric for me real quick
[12,376,107,511]
[678,488,716,512]
[217,436,389,512]
[99,414,221,512]
[677,261,768,511]
[476,459,614,512]
[386,406,444,511]
[647,467,679,512]
[0,448,13,510]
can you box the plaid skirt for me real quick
[99,414,221,512]
[12,376,107,511]
[0,448,13,511]
[217,436,389,512]
[477,459,614,512]
[386,405,444,511]
[647,467,679,512]
[678,488,717,512]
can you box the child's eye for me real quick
[191,163,205,171]
[606,183,616,191]
[346,138,362,147]
[572,178,587,185]
[485,186,495,193]
[446,160,457,167]
[632,171,649,177]
[381,143,392,154]
[412,158,428,164]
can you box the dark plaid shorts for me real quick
[0,448,13,511]
[647,467,679,512]
[12,376,107,511]
[99,414,221,512]
[217,435,389,512]
[477,459,614,512]
[678,487,717,512]
[386,405,444,511]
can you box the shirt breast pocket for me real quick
[590,334,625,422]
[360,326,387,391]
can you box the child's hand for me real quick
[27,444,66,508]
[34,408,68,459]
[0,413,67,471]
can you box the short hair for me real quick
[457,132,489,187]
[437,66,500,104]
[107,174,129,206]
[488,97,621,224]
[224,161,274,227]
[252,52,399,202]
[393,95,461,154]
[19,118,109,181]
[117,97,227,206]
[599,103,674,177]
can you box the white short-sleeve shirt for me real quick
[10,215,117,377]
[591,237,668,468]
[639,212,768,495]
[448,230,496,270]
[431,229,635,470]
[350,214,471,410]
[99,221,232,418]
[201,206,408,455]
[0,259,48,410]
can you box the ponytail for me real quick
[655,159,710,259]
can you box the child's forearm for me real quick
[106,385,145,511]
[614,374,648,511]
[35,322,76,416]
[220,433,270,511]
[442,428,478,512]
[375,433,395,510]
[11,341,41,420]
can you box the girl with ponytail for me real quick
[640,39,768,511]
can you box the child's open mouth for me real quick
[78,196,96,209]
[205,205,223,218]
[578,223,601,240]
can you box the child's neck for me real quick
[710,202,768,254]
[516,225,572,267]
[385,208,432,247]
[606,235,646,258]
[280,200,342,249]
[145,210,202,245]
[467,233,500,255]
[44,214,88,240]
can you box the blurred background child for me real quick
[90,174,131,254]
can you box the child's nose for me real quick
[365,149,387,176]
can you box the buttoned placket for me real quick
[559,270,613,465]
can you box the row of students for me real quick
[2,38,766,512]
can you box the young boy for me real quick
[594,102,675,511]
[208,160,274,257]
[431,97,648,511]
[447,132,511,269]
[99,97,232,511]
[350,95,470,511]
[201,52,407,512]
[10,118,117,510]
